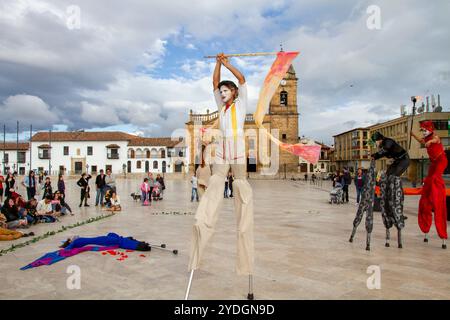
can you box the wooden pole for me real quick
[203,52,279,59]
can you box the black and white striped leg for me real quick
[385,229,390,247]
[397,229,403,248]
[349,227,357,243]
[366,232,371,251]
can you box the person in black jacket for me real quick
[95,169,106,206]
[370,131,409,247]
[42,177,53,200]
[4,173,15,198]
[77,173,92,207]
[371,132,410,177]
[1,198,28,228]
[342,168,352,203]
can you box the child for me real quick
[152,182,161,201]
[140,178,151,206]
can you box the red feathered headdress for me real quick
[419,120,434,133]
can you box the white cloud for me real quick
[0,94,58,127]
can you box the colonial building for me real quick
[29,131,188,175]
[185,65,300,174]
[0,143,30,175]
[332,128,370,172]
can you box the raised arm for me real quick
[220,55,245,85]
[213,54,222,90]
[410,131,425,144]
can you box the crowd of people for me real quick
[0,168,124,241]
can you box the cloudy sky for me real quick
[1,0,449,145]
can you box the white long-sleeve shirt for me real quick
[213,82,247,163]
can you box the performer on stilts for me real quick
[370,132,410,248]
[411,120,448,249]
[186,53,255,299]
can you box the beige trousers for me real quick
[188,163,254,275]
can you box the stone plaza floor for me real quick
[0,176,449,300]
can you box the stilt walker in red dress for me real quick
[411,120,448,249]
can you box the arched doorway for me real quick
[127,161,131,173]
[145,161,149,172]
[175,161,183,173]
[162,161,166,173]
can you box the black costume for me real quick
[77,175,92,207]
[371,134,409,177]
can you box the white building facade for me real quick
[0,143,30,175]
[29,131,188,175]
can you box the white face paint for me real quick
[420,129,431,138]
[219,85,234,104]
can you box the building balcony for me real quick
[39,155,51,160]
[107,154,119,159]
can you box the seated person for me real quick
[104,189,112,207]
[11,192,37,225]
[52,191,73,216]
[24,198,39,225]
[104,191,121,212]
[36,195,58,223]
[1,198,28,229]
[60,232,151,251]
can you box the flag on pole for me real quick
[253,51,321,164]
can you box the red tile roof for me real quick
[31,131,138,142]
[127,137,184,148]
[31,132,186,148]
[0,142,29,151]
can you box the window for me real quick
[161,149,166,158]
[19,167,25,175]
[153,161,158,169]
[280,91,288,106]
[63,146,69,156]
[87,146,93,156]
[91,165,97,174]
[18,152,26,163]
[137,161,141,169]
[129,149,135,158]
[178,150,184,157]
[282,134,287,140]
[39,149,50,159]
[3,153,8,163]
[433,120,447,130]
[107,148,119,159]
